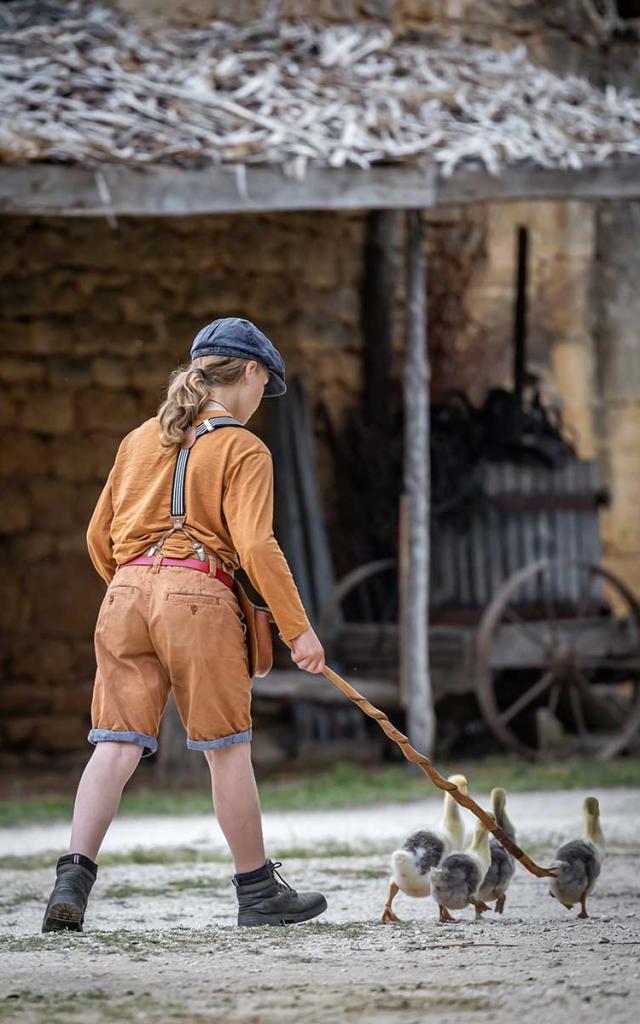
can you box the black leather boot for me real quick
[42,853,98,933]
[234,859,327,927]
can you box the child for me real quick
[42,317,327,931]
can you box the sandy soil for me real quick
[1,789,638,1024]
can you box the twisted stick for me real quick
[307,660,556,878]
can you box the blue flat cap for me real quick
[190,317,286,397]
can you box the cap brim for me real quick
[264,373,286,397]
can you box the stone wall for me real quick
[0,212,365,764]
[593,201,640,596]
[3,198,640,763]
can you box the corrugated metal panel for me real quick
[431,459,603,611]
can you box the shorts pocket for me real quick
[166,592,221,607]
[96,583,139,631]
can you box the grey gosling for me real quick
[430,818,492,923]
[478,787,516,915]
[382,774,468,923]
[549,796,604,919]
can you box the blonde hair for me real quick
[157,354,248,451]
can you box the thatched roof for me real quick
[1,0,639,182]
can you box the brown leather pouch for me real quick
[234,579,273,679]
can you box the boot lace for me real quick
[269,860,297,896]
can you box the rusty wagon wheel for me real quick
[474,559,640,761]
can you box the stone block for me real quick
[87,289,122,324]
[26,556,103,639]
[0,357,46,386]
[92,357,131,389]
[50,435,118,482]
[3,713,88,752]
[28,479,77,533]
[11,531,56,561]
[48,358,93,390]
[22,391,76,435]
[76,388,141,433]
[52,680,94,714]
[295,239,343,289]
[11,638,72,680]
[0,483,32,534]
[76,481,106,527]
[0,433,49,477]
[0,582,31,632]
[0,389,17,428]
[0,683,53,714]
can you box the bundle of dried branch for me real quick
[1,0,639,177]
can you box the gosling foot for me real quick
[438,905,456,924]
[381,908,400,924]
[472,899,490,920]
[381,882,400,924]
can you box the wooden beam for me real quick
[402,209,436,756]
[438,160,640,206]
[0,162,437,217]
[2,159,640,217]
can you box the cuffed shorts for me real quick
[89,563,252,756]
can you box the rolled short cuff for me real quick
[88,728,158,757]
[186,728,252,751]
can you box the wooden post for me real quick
[402,209,435,755]
[362,210,399,428]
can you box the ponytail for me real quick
[157,355,248,451]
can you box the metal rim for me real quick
[474,558,640,760]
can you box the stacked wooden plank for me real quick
[269,376,338,629]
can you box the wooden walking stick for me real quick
[280,635,556,878]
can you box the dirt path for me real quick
[1,788,638,1024]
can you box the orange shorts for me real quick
[89,563,252,756]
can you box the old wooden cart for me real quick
[312,455,640,762]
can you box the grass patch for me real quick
[2,756,639,828]
[0,841,385,872]
[104,876,228,899]
[0,988,217,1024]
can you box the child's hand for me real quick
[290,627,325,674]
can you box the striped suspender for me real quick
[146,416,243,560]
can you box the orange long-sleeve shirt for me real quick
[86,408,310,642]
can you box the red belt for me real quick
[118,555,234,590]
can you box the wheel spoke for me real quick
[499,671,555,725]
[502,606,549,654]
[568,684,588,740]
[548,684,561,716]
[541,574,559,645]
[574,672,627,725]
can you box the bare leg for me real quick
[204,743,266,874]
[439,904,456,923]
[577,890,589,919]
[68,742,143,860]
[495,892,506,914]
[381,881,400,923]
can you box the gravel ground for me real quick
[0,788,638,1024]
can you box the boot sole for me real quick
[238,895,328,927]
[42,902,84,933]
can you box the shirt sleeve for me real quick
[86,466,117,584]
[222,449,311,642]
